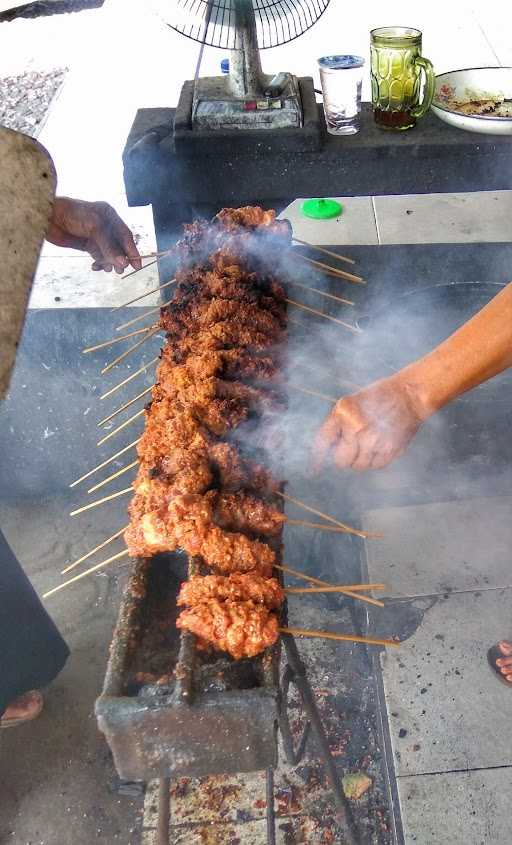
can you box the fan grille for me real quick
[153,0,330,49]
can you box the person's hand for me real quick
[46,197,142,274]
[313,375,428,472]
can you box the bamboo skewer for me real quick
[285,586,384,607]
[120,259,157,280]
[274,563,383,607]
[287,279,354,306]
[43,549,130,599]
[276,491,372,539]
[291,583,384,592]
[286,518,353,533]
[40,253,158,261]
[116,298,173,332]
[97,408,145,446]
[61,526,128,575]
[111,278,176,311]
[101,326,161,375]
[292,238,355,266]
[82,325,157,354]
[286,585,383,594]
[87,460,139,494]
[285,298,360,334]
[69,438,140,488]
[100,358,159,401]
[289,385,336,403]
[69,486,133,517]
[98,386,153,427]
[274,562,333,587]
[295,253,365,285]
[279,627,399,648]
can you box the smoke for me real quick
[155,214,512,511]
[249,242,512,508]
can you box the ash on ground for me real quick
[0,67,67,137]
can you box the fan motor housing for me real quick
[174,75,323,154]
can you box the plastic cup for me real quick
[318,55,365,136]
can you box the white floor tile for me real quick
[374,191,512,244]
[382,587,512,774]
[398,767,512,845]
[363,496,512,597]
[29,254,161,309]
[281,197,378,245]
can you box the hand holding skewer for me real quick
[46,197,142,274]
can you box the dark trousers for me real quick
[0,528,69,715]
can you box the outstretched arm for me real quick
[314,282,512,471]
[46,197,142,274]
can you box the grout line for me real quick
[397,762,512,780]
[370,196,382,245]
[473,14,502,66]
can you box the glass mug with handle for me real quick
[371,27,435,130]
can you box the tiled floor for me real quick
[364,497,512,841]
[398,767,512,845]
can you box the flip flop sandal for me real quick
[487,645,512,688]
[0,691,43,729]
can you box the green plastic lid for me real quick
[301,198,342,220]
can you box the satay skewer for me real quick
[43,550,130,599]
[116,298,173,332]
[285,298,360,334]
[100,358,158,401]
[61,526,129,574]
[292,238,356,266]
[286,518,352,533]
[120,259,157,279]
[295,253,365,285]
[274,563,384,607]
[287,279,354,307]
[284,587,383,607]
[288,385,336,403]
[101,327,162,375]
[82,324,157,354]
[69,453,375,547]
[286,585,383,595]
[285,585,384,607]
[280,627,398,648]
[87,460,139,494]
[111,278,176,311]
[276,491,374,539]
[274,562,335,586]
[275,563,384,607]
[98,378,332,430]
[69,486,133,517]
[69,438,141,488]
[97,408,145,446]
[97,386,153,427]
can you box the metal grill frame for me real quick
[95,551,281,782]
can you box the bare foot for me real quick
[494,641,512,682]
[0,690,43,728]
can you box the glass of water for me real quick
[318,55,365,135]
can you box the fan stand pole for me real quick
[229,0,264,97]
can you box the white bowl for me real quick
[432,67,512,135]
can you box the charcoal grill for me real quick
[96,550,357,843]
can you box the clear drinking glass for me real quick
[318,55,365,136]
